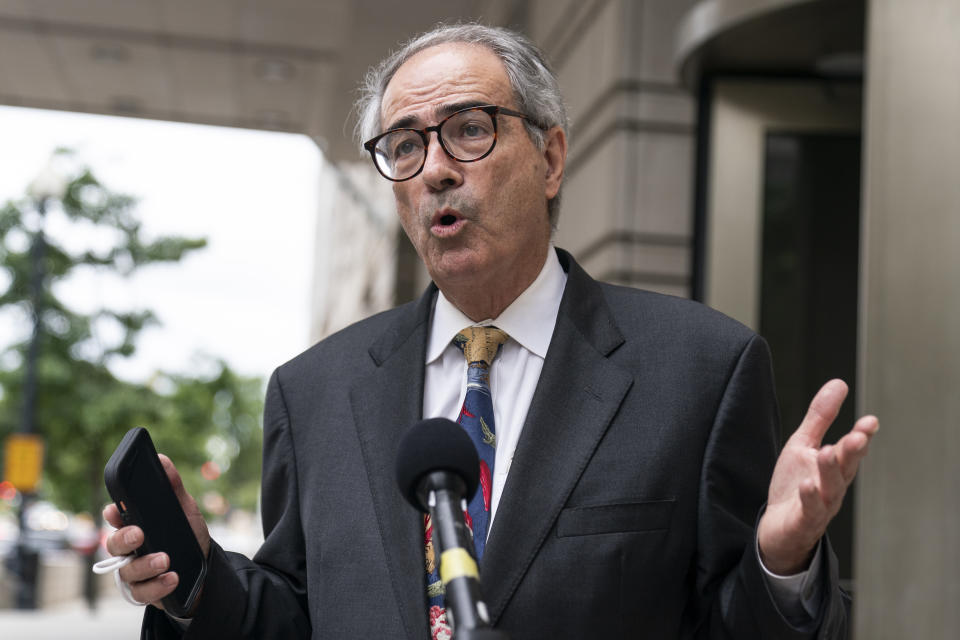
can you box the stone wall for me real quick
[527,0,699,297]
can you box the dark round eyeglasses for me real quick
[363,105,545,182]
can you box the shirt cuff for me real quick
[756,536,824,625]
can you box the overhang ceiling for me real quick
[675,0,865,89]
[0,0,525,162]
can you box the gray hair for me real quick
[355,23,568,226]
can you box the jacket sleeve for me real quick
[141,370,312,640]
[696,334,851,639]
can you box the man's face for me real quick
[380,43,563,306]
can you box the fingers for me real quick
[119,552,169,584]
[816,446,847,507]
[101,454,205,609]
[162,454,199,518]
[105,523,178,607]
[129,571,179,607]
[106,524,144,557]
[763,399,877,575]
[794,379,848,446]
[103,503,123,529]
[158,454,188,501]
[786,413,877,526]
[853,414,880,436]
[797,477,824,521]
[834,415,879,481]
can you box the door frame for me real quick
[691,74,862,329]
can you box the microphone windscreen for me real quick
[395,418,480,511]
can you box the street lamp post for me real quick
[9,161,68,609]
[21,197,47,440]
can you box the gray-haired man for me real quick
[106,24,876,639]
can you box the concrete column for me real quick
[855,1,960,637]
[526,0,698,297]
[309,160,397,341]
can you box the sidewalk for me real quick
[0,594,145,640]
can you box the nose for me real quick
[419,132,463,191]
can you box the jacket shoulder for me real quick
[274,300,420,383]
[598,282,759,354]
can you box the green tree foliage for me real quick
[0,151,264,521]
[150,365,265,517]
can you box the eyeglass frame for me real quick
[362,104,547,182]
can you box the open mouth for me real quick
[431,208,465,236]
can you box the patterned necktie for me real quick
[425,325,508,637]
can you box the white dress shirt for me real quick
[421,246,822,624]
[424,245,567,524]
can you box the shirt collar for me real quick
[426,246,568,363]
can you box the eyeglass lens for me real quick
[372,108,497,180]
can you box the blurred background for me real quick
[0,1,957,638]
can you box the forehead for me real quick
[381,43,514,129]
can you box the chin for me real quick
[428,250,489,284]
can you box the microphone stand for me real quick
[422,471,509,640]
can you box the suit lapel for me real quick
[347,251,633,632]
[481,251,634,624]
[350,286,435,640]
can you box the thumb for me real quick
[158,453,188,501]
[157,453,211,556]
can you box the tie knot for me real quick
[454,326,509,365]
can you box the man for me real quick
[105,24,877,639]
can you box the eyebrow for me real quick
[384,100,493,132]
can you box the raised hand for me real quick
[102,454,211,610]
[757,379,879,575]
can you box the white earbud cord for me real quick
[92,554,145,606]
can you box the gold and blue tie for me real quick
[425,326,509,633]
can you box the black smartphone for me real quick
[104,427,207,617]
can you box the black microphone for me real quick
[396,418,508,640]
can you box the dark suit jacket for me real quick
[144,249,849,639]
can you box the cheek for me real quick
[392,188,417,230]
[493,155,544,211]
[395,205,419,242]
[392,183,410,209]
[501,139,544,184]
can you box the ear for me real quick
[542,126,567,200]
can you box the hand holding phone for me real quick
[103,427,211,617]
